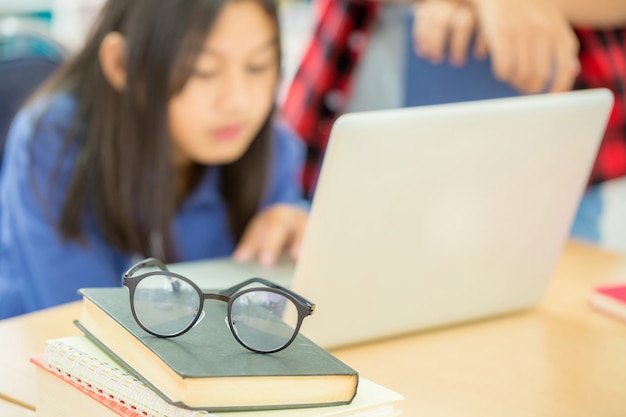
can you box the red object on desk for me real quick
[590,283,626,323]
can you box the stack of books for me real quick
[31,287,403,416]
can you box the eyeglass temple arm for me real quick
[220,277,315,313]
[123,257,169,278]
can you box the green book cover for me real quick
[75,287,358,411]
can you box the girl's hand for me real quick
[233,204,308,267]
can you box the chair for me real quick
[0,17,66,166]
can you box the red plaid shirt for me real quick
[576,28,626,185]
[281,0,378,197]
[283,4,626,196]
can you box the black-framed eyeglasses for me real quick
[123,258,315,354]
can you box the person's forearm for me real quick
[368,0,417,4]
[552,0,626,28]
[459,0,626,28]
[381,0,626,27]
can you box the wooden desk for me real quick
[0,398,35,417]
[1,240,625,416]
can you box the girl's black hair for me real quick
[32,0,280,261]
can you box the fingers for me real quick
[473,30,488,60]
[256,214,292,267]
[232,216,263,263]
[523,35,551,93]
[508,24,579,93]
[233,205,308,267]
[475,0,580,94]
[233,209,286,267]
[487,22,516,86]
[510,17,576,93]
[289,211,308,261]
[448,7,477,66]
[549,28,580,92]
[490,34,550,94]
[414,1,477,66]
[510,36,535,92]
[414,1,457,64]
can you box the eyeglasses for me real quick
[123,258,315,353]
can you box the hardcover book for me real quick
[75,287,358,411]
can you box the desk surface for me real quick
[0,398,35,417]
[1,240,626,416]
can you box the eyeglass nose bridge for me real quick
[193,293,230,330]
[185,292,231,332]
[203,293,230,303]
[197,293,230,330]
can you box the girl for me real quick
[0,0,307,318]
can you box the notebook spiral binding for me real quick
[43,341,213,417]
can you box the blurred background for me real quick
[0,0,313,163]
[1,0,625,255]
[0,0,313,92]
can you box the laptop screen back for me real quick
[291,89,613,349]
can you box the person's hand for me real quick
[233,204,308,267]
[413,0,486,67]
[470,0,580,93]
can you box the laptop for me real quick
[170,89,613,349]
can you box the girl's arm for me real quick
[0,98,128,319]
[232,122,308,267]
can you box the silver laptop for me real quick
[170,89,613,349]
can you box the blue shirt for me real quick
[0,94,305,319]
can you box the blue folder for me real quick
[402,13,520,107]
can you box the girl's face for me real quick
[168,0,279,167]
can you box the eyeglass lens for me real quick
[133,274,201,336]
[230,290,300,352]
